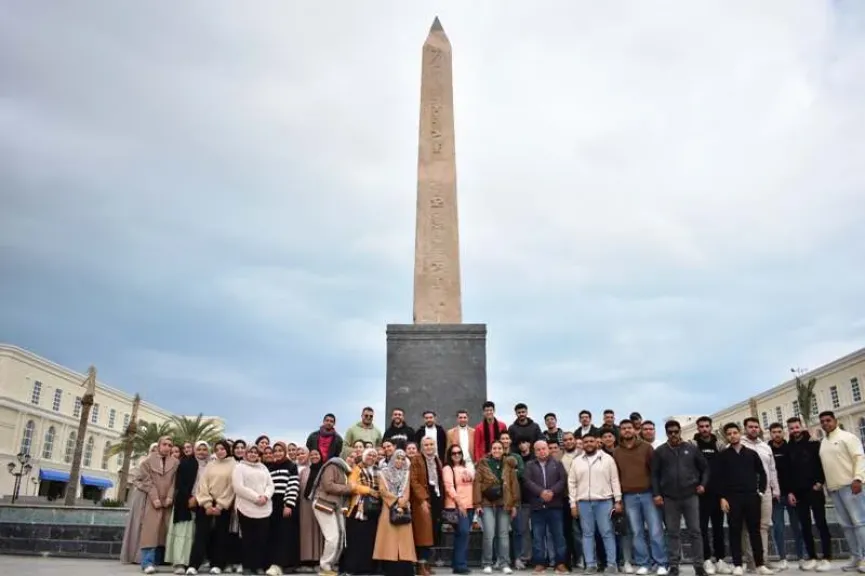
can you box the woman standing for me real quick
[232,445,274,574]
[443,444,475,575]
[309,455,352,576]
[137,436,180,574]
[227,440,247,573]
[342,448,381,575]
[121,442,159,564]
[167,441,210,573]
[188,440,236,575]
[373,449,416,576]
[299,449,325,571]
[409,437,443,576]
[265,442,301,576]
[473,441,520,575]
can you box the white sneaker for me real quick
[515,560,527,571]
[704,560,717,575]
[800,560,816,571]
[717,561,733,575]
[756,567,775,575]
[636,568,649,575]
[144,568,157,575]
[483,568,493,575]
[186,569,198,576]
[503,567,514,575]
[175,567,186,575]
[266,566,282,576]
[733,567,744,576]
[857,560,865,574]
[209,569,222,575]
[624,564,635,574]
[814,560,831,572]
[773,561,788,572]
[656,568,668,576]
[233,567,243,574]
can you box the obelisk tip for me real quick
[430,16,443,32]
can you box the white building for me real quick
[0,343,224,502]
[677,347,865,442]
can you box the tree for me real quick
[796,376,818,427]
[108,419,175,460]
[170,414,224,447]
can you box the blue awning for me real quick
[40,469,70,482]
[80,475,114,489]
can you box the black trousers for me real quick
[727,493,762,567]
[794,489,833,560]
[189,508,231,570]
[267,499,300,569]
[238,513,270,572]
[699,493,726,561]
[563,497,576,568]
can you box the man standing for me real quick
[717,423,772,576]
[575,410,600,440]
[818,410,865,572]
[615,420,667,576]
[568,433,621,574]
[693,416,730,576]
[651,419,708,576]
[474,401,508,460]
[447,409,476,466]
[305,413,344,462]
[509,403,544,453]
[342,406,382,457]
[561,432,583,570]
[415,410,447,461]
[785,416,832,571]
[740,418,779,572]
[544,413,565,447]
[383,407,415,450]
[767,422,804,570]
[525,440,569,574]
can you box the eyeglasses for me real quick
[452,451,463,455]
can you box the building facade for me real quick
[678,347,865,442]
[0,343,223,503]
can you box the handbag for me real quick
[389,504,412,525]
[482,484,502,501]
[362,495,382,516]
[441,467,461,526]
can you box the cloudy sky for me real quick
[2,1,864,443]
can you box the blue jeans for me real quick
[452,510,474,570]
[624,492,668,567]
[579,500,616,569]
[482,506,511,568]
[830,486,865,561]
[771,499,803,560]
[531,508,567,566]
[141,547,157,569]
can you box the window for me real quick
[117,452,123,467]
[52,389,62,412]
[108,409,116,429]
[859,418,865,445]
[20,420,35,454]
[761,412,769,428]
[91,403,100,424]
[123,413,130,430]
[65,432,77,464]
[42,426,56,460]
[102,442,111,470]
[853,378,862,403]
[792,400,800,418]
[73,397,82,418]
[775,406,783,423]
[31,381,42,405]
[811,395,819,418]
[831,385,841,409]
[83,436,94,467]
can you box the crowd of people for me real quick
[118,401,865,576]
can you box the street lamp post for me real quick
[7,452,33,504]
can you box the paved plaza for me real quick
[0,557,858,576]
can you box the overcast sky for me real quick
[2,1,864,443]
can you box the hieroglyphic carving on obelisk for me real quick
[413,17,463,324]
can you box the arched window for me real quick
[102,442,112,470]
[65,431,77,464]
[83,436,95,467]
[20,420,35,455]
[42,426,56,460]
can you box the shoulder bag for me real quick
[440,467,461,526]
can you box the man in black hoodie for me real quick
[767,423,804,570]
[693,416,729,575]
[508,402,543,454]
[784,416,832,571]
[382,407,415,450]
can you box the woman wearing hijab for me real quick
[409,437,444,576]
[309,454,352,576]
[189,439,236,575]
[342,448,382,575]
[299,449,325,570]
[121,442,159,564]
[265,441,301,576]
[473,440,520,574]
[167,441,210,573]
[137,436,180,574]
[226,439,247,573]
[232,445,274,574]
[373,449,416,576]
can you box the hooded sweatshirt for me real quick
[508,418,543,453]
[692,433,724,494]
[343,421,383,455]
[383,421,416,450]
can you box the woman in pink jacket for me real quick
[443,444,475,574]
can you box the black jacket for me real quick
[785,431,826,493]
[543,428,564,446]
[383,422,416,450]
[770,439,792,497]
[523,458,568,510]
[173,456,199,523]
[651,441,709,499]
[509,418,544,452]
[574,425,601,440]
[414,425,447,461]
[716,444,767,499]
[305,430,344,462]
[692,433,724,494]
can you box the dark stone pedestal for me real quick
[385,324,487,429]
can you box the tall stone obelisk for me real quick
[385,17,488,430]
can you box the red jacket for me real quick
[474,419,508,460]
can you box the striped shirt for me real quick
[269,461,301,508]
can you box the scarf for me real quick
[354,460,380,521]
[424,453,440,497]
[319,426,335,438]
[486,455,504,483]
[303,460,324,500]
[381,450,409,496]
[482,419,501,455]
[192,441,210,494]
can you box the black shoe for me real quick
[668,568,680,576]
[695,568,708,576]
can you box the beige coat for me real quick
[372,470,416,562]
[136,452,179,549]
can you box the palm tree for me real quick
[796,376,818,427]
[170,414,224,447]
[108,419,175,459]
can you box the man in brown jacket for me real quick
[310,457,352,576]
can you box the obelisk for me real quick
[385,17,488,430]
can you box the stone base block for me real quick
[386,324,487,429]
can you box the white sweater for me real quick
[231,460,275,519]
[741,437,780,498]
[568,450,622,503]
[820,427,865,491]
